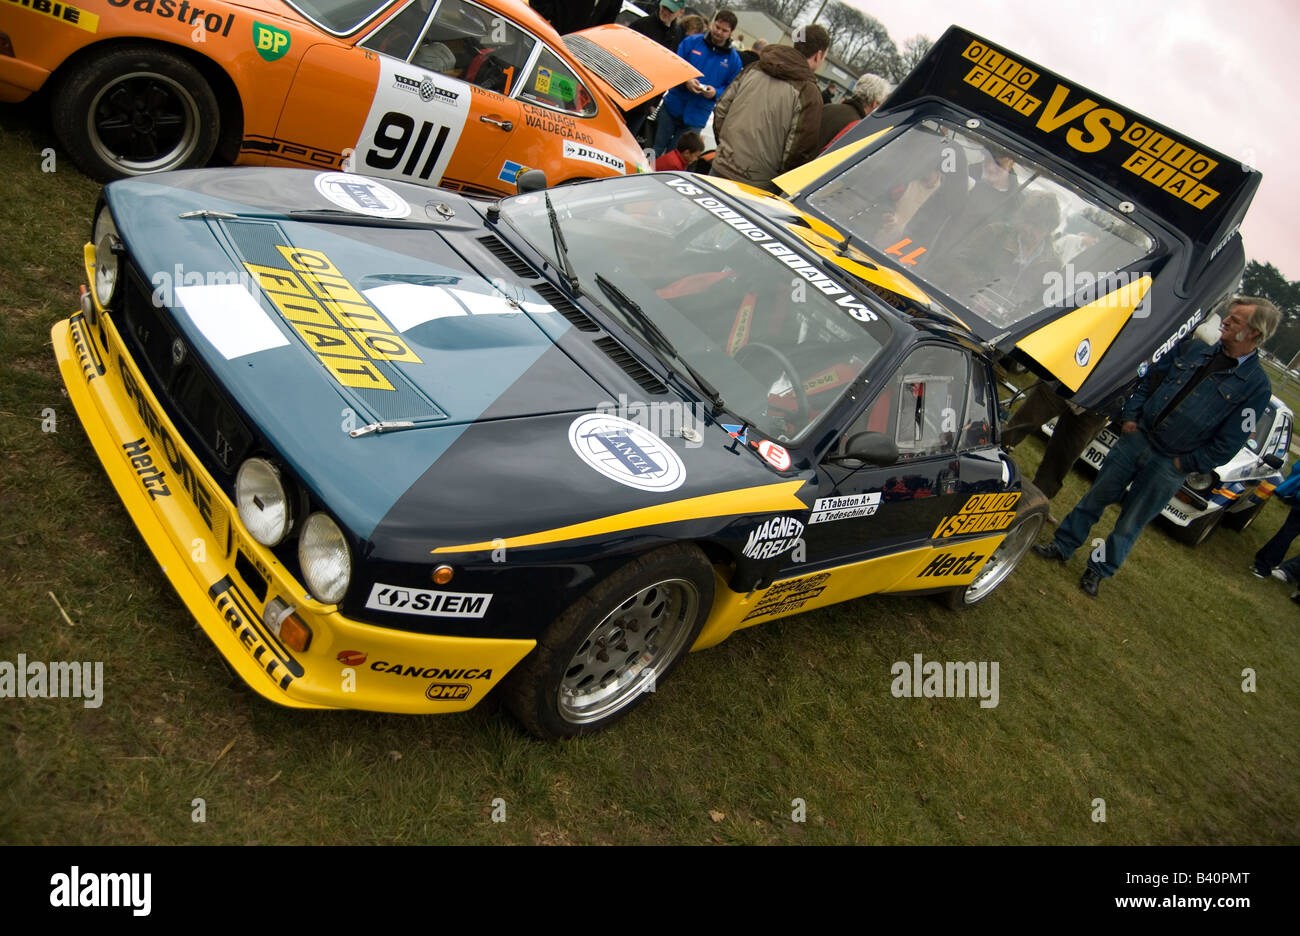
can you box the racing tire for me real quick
[1222,499,1264,532]
[51,44,221,181]
[940,482,1049,610]
[1169,508,1223,546]
[503,545,714,739]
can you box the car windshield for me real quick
[499,176,893,443]
[806,119,1155,329]
[283,0,393,34]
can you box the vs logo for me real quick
[253,22,291,62]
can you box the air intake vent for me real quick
[595,337,668,395]
[562,35,653,99]
[533,282,599,332]
[477,235,535,278]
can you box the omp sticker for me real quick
[314,172,411,219]
[175,284,289,359]
[8,0,99,32]
[355,56,470,187]
[809,492,880,524]
[366,584,492,619]
[562,140,626,174]
[569,413,686,493]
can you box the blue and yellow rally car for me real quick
[54,27,1261,737]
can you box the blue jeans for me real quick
[1257,504,1300,571]
[653,107,702,158]
[1053,429,1188,578]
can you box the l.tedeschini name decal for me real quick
[50,866,151,916]
[1,655,103,708]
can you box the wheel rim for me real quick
[961,513,1043,604]
[86,71,203,175]
[558,577,699,725]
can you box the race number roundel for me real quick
[758,440,791,471]
[569,414,686,493]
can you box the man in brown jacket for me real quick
[710,25,831,192]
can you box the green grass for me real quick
[2,104,1298,844]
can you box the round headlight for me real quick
[91,208,121,309]
[299,512,351,604]
[1186,471,1216,493]
[236,458,291,546]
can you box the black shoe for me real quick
[1080,568,1102,597]
[1251,564,1270,579]
[1033,541,1067,561]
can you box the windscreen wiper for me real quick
[544,191,580,295]
[594,273,725,413]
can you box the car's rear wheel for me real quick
[504,545,713,739]
[1223,499,1264,531]
[52,45,220,180]
[1169,509,1222,546]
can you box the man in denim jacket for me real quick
[1034,296,1279,596]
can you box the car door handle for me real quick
[479,115,513,131]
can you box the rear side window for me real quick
[412,0,537,95]
[519,46,597,117]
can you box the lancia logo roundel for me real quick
[1074,339,1091,367]
[568,414,686,493]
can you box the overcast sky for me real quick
[838,0,1298,280]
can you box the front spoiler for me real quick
[52,300,534,715]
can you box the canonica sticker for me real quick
[568,413,686,493]
[314,172,411,219]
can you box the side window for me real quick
[518,46,597,117]
[411,0,536,95]
[961,359,995,449]
[845,345,968,459]
[360,0,431,62]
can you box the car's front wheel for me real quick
[1169,509,1222,546]
[504,545,714,739]
[1223,499,1264,531]
[52,44,220,180]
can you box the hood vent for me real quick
[477,235,536,279]
[534,282,599,332]
[595,337,667,395]
[563,35,653,100]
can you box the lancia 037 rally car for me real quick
[53,27,1263,738]
[2,0,696,192]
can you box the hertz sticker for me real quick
[244,247,421,391]
[958,39,1219,210]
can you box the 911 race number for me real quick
[356,57,470,187]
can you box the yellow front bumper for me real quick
[52,297,534,715]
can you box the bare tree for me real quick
[814,2,900,77]
[899,34,933,77]
[730,0,818,26]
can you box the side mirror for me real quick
[1263,453,1285,470]
[516,169,549,193]
[828,431,899,467]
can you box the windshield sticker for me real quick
[663,178,879,324]
[809,493,881,524]
[562,140,625,173]
[243,246,422,391]
[568,413,686,493]
[175,283,290,360]
[12,0,99,32]
[314,172,411,218]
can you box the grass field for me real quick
[2,102,1298,845]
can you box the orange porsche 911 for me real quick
[1,0,695,194]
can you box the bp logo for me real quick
[568,413,686,493]
[253,22,291,62]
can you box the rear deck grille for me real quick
[562,35,653,99]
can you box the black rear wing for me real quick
[886,27,1260,258]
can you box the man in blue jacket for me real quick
[1034,296,1279,596]
[653,10,743,157]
